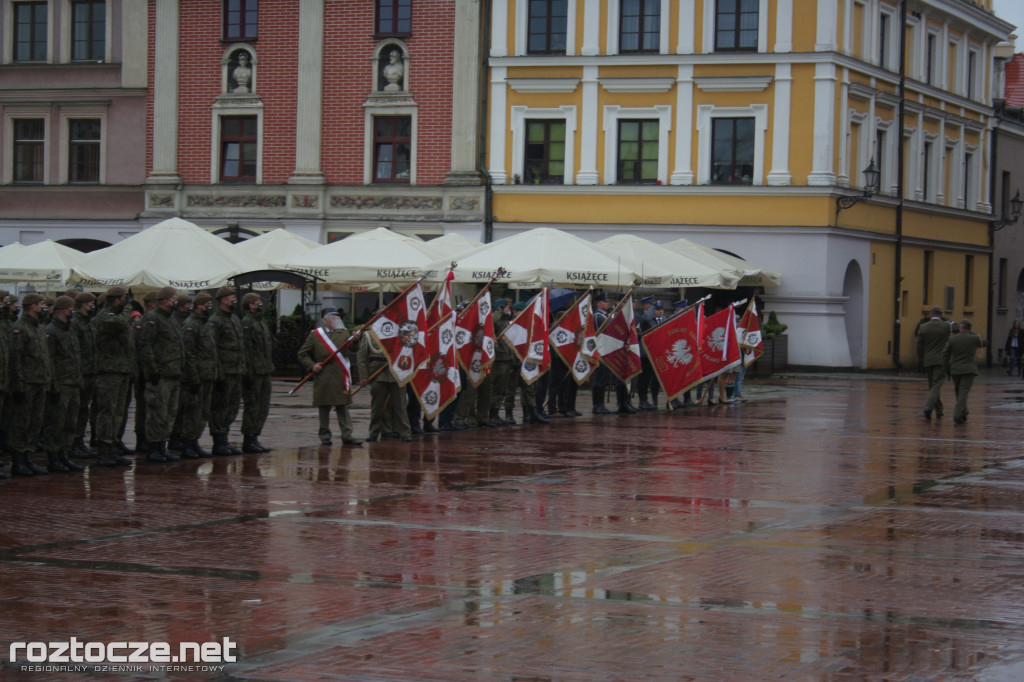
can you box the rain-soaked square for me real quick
[4,373,1024,681]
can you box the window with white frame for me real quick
[603,105,671,185]
[510,105,576,186]
[948,37,961,95]
[71,0,104,61]
[875,122,890,193]
[925,31,939,86]
[963,147,977,211]
[211,107,262,184]
[619,0,660,53]
[14,1,48,62]
[362,104,416,184]
[696,104,766,185]
[967,48,978,101]
[715,0,758,51]
[13,117,45,182]
[527,0,568,54]
[921,137,933,201]
[67,117,100,183]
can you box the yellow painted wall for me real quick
[792,0,820,52]
[867,242,896,366]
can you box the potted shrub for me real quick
[758,311,789,375]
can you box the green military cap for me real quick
[75,292,96,305]
[21,293,44,307]
[216,286,236,299]
[106,286,127,298]
[64,288,79,299]
[143,290,157,303]
[0,289,10,298]
[193,292,213,306]
[174,293,192,306]
[53,295,75,310]
[155,286,176,301]
[242,292,261,306]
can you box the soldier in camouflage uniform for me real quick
[137,287,185,462]
[91,286,135,467]
[8,293,52,476]
[130,290,157,453]
[179,292,217,458]
[42,296,85,473]
[357,330,411,442]
[168,293,192,451]
[208,286,246,456]
[70,292,98,459]
[240,292,274,453]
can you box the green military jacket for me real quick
[916,318,951,368]
[493,313,513,363]
[0,322,9,393]
[944,331,987,376]
[357,332,397,384]
[241,311,275,375]
[181,310,219,386]
[138,307,185,379]
[70,312,96,377]
[46,317,82,388]
[173,309,190,327]
[208,307,247,376]
[10,314,52,390]
[299,327,353,406]
[93,305,135,375]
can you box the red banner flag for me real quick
[549,291,599,384]
[428,270,454,327]
[455,289,496,387]
[737,300,763,368]
[369,282,429,386]
[502,289,551,385]
[412,311,460,418]
[699,303,741,380]
[595,294,642,383]
[641,309,703,401]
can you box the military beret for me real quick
[155,286,176,301]
[640,296,655,304]
[143,290,157,303]
[242,292,261,306]
[512,301,527,311]
[193,292,213,306]
[21,293,44,307]
[64,288,80,299]
[53,295,75,310]
[174,294,192,306]
[96,293,107,306]
[106,286,127,298]
[216,286,236,299]
[75,292,97,305]
[44,296,55,306]
[494,298,509,309]
[0,289,9,299]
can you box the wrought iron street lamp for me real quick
[837,159,880,213]
[991,190,1023,231]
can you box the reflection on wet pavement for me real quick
[3,374,1024,679]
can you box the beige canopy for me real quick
[235,229,321,291]
[596,234,738,289]
[663,237,781,287]
[0,240,85,286]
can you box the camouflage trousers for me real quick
[242,373,271,437]
[209,375,242,437]
[9,384,45,454]
[180,381,213,441]
[145,377,181,442]
[44,384,80,453]
[94,373,131,445]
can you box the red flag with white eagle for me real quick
[455,288,496,387]
[428,269,454,327]
[411,311,460,418]
[699,303,741,380]
[502,289,550,385]
[737,300,763,368]
[549,291,599,385]
[595,293,642,383]
[641,309,703,401]
[368,281,429,386]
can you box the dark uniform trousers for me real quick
[10,386,45,454]
[210,376,242,437]
[369,378,410,438]
[489,360,512,412]
[180,381,213,441]
[924,364,946,414]
[242,374,271,437]
[952,374,975,421]
[76,374,96,443]
[319,405,355,442]
[95,373,131,445]
[43,385,80,453]
[454,375,491,426]
[145,379,181,442]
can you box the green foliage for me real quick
[763,310,788,339]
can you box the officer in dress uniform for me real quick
[91,286,134,467]
[917,305,951,419]
[178,292,217,458]
[240,292,275,453]
[8,293,53,476]
[488,297,514,425]
[298,308,363,446]
[944,320,987,424]
[357,327,412,442]
[208,286,247,456]
[137,286,186,463]
[636,298,663,410]
[591,292,614,414]
[42,296,86,473]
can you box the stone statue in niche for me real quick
[380,49,404,92]
[230,51,253,94]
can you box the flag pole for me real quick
[288,275,426,395]
[349,364,388,396]
[456,268,504,322]
[595,285,636,335]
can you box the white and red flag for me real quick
[699,303,742,380]
[455,289,496,387]
[312,326,352,391]
[502,289,550,384]
[737,300,763,368]
[369,281,429,386]
[428,269,454,327]
[641,308,703,401]
[412,311,460,418]
[549,291,599,384]
[595,294,642,383]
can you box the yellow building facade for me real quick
[486,0,1013,368]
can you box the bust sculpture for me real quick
[382,49,404,92]
[232,53,252,94]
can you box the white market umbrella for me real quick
[596,234,738,290]
[275,227,438,286]
[426,227,661,288]
[0,240,85,285]
[663,237,781,287]
[235,229,321,291]
[422,233,483,260]
[68,217,263,290]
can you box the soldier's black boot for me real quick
[111,443,134,466]
[504,407,517,426]
[135,437,149,455]
[530,408,549,424]
[146,442,168,463]
[59,451,86,472]
[212,434,233,457]
[487,408,504,427]
[23,452,49,475]
[179,441,201,459]
[592,387,611,414]
[0,457,7,479]
[167,435,185,451]
[11,452,34,477]
[242,435,262,454]
[71,437,95,459]
[92,444,117,467]
[191,439,213,458]
[161,442,181,462]
[252,437,271,453]
[117,440,135,456]
[47,452,70,473]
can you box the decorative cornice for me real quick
[694,76,773,92]
[507,78,580,93]
[599,77,676,93]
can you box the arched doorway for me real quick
[56,238,110,253]
[843,259,865,368]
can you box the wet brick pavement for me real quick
[3,372,1024,680]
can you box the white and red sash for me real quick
[313,326,352,390]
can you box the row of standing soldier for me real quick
[0,284,275,479]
